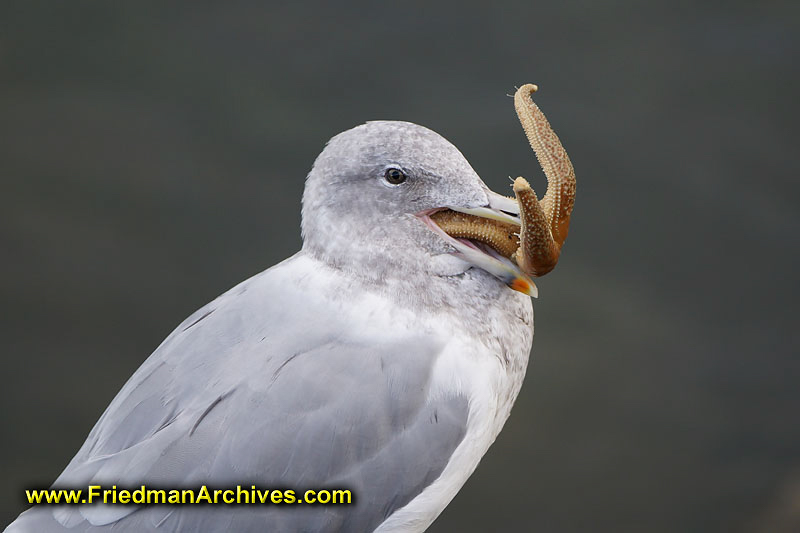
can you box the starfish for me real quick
[431,83,577,287]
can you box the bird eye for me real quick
[384,168,407,185]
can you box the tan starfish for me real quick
[431,83,576,286]
[511,83,576,277]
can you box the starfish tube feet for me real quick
[429,210,520,258]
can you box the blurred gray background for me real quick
[1,1,798,531]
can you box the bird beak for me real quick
[449,190,521,223]
[418,191,538,298]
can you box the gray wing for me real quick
[7,254,469,532]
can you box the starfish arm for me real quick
[513,84,576,250]
[511,84,576,277]
[513,177,559,276]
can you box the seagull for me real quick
[6,84,575,532]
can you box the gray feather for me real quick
[7,253,469,532]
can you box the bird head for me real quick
[301,86,575,299]
[301,120,534,295]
